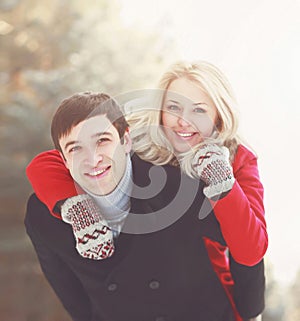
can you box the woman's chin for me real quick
[173,143,193,154]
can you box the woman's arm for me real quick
[26,150,83,217]
[211,145,267,265]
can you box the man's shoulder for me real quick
[24,194,85,261]
[25,193,67,240]
[130,153,204,205]
[25,194,51,221]
[130,154,180,183]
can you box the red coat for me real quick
[204,146,267,320]
[26,144,267,320]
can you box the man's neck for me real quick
[83,154,133,236]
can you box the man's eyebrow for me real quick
[64,140,80,150]
[63,132,113,150]
[92,132,113,139]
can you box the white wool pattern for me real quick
[61,194,115,260]
[193,144,235,199]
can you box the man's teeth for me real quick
[177,132,194,137]
[89,168,107,176]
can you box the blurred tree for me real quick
[1,1,178,319]
[0,0,177,223]
[262,260,285,321]
[284,269,300,321]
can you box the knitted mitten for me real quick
[192,144,235,199]
[61,194,114,260]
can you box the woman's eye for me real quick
[194,107,206,113]
[167,104,180,112]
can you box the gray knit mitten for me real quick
[192,144,235,199]
[61,194,114,260]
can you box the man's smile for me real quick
[85,165,111,178]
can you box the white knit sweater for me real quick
[84,155,132,238]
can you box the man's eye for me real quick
[97,138,110,144]
[69,146,81,153]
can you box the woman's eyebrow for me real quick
[166,99,180,104]
[193,102,208,106]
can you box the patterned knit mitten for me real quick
[192,144,235,199]
[61,194,115,260]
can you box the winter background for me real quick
[0,0,299,320]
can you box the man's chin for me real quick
[85,184,115,196]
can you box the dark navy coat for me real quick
[25,155,263,321]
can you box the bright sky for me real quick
[119,0,300,286]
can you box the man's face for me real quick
[59,115,131,195]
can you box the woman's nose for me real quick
[177,115,191,127]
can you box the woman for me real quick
[26,61,267,321]
[126,61,267,321]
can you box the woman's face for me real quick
[161,77,218,153]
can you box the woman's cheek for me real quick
[161,111,174,128]
[194,116,215,137]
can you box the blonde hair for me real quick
[125,90,176,165]
[126,61,242,177]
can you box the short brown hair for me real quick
[51,92,129,153]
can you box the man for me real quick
[25,92,263,321]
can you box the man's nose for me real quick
[85,149,103,167]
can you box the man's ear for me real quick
[59,151,69,169]
[123,131,132,154]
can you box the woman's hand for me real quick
[62,194,115,260]
[192,144,235,199]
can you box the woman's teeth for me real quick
[176,132,194,137]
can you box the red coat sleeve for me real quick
[211,145,268,266]
[26,150,83,218]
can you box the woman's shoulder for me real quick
[233,144,258,170]
[236,144,257,159]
